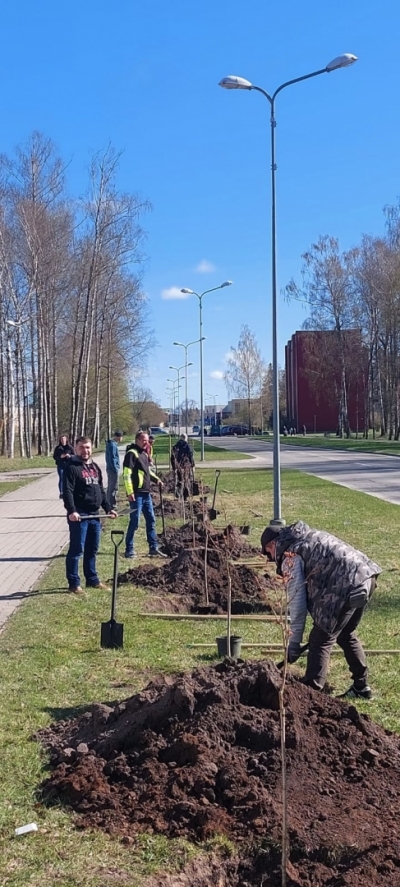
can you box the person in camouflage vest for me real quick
[261,521,382,699]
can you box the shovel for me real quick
[100,530,125,649]
[159,482,172,556]
[208,469,221,521]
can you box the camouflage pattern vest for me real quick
[275,521,382,634]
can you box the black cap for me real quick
[114,430,123,437]
[260,526,281,553]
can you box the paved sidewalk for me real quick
[0,470,68,633]
[0,455,108,635]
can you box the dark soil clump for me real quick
[160,471,210,496]
[158,521,259,559]
[153,498,205,518]
[37,659,400,886]
[118,545,275,613]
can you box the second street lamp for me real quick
[169,364,192,435]
[173,337,206,435]
[219,53,357,528]
[181,281,233,460]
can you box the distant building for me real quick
[285,330,367,434]
[222,398,248,420]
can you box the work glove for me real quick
[287,642,301,664]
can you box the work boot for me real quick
[69,585,84,595]
[338,684,372,700]
[123,552,136,560]
[149,549,167,559]
[89,582,111,591]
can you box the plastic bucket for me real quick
[216,635,242,659]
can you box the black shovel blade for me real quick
[209,508,218,521]
[192,481,200,496]
[101,618,124,649]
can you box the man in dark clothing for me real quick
[261,521,382,699]
[53,434,74,497]
[123,430,165,559]
[171,433,194,499]
[63,436,117,594]
[105,430,123,508]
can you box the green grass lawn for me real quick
[0,455,55,473]
[152,435,250,464]
[1,469,400,884]
[278,433,400,455]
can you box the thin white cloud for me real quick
[196,259,216,274]
[224,350,234,363]
[161,286,189,300]
[210,370,224,380]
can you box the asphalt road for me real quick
[206,437,400,506]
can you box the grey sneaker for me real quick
[123,553,136,560]
[149,549,167,559]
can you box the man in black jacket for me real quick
[63,436,117,594]
[171,433,194,499]
[123,430,165,559]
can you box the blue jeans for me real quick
[66,518,101,589]
[125,493,158,555]
[57,465,64,495]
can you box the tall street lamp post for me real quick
[173,337,206,435]
[219,53,357,527]
[169,364,192,435]
[181,281,233,460]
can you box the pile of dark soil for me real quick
[159,522,259,559]
[37,660,400,886]
[160,472,210,497]
[153,498,205,518]
[118,545,275,613]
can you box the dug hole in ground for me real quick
[37,658,400,887]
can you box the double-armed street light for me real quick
[219,53,358,527]
[169,364,192,435]
[173,337,206,435]
[180,281,233,460]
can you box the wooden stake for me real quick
[139,613,285,622]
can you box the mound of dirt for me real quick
[37,660,400,886]
[153,522,258,560]
[153,499,205,518]
[118,545,276,613]
[160,472,210,497]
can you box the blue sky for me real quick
[2,1,399,409]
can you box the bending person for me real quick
[261,521,381,699]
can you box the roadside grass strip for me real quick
[0,467,399,885]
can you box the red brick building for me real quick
[285,330,366,434]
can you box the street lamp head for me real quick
[173,341,183,346]
[187,362,193,367]
[326,53,358,72]
[181,288,194,294]
[220,280,233,288]
[219,75,253,90]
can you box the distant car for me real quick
[220,425,232,435]
[149,426,168,435]
[229,424,249,436]
[192,425,200,434]
[195,426,208,436]
[210,425,222,436]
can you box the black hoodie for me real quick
[63,457,110,516]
